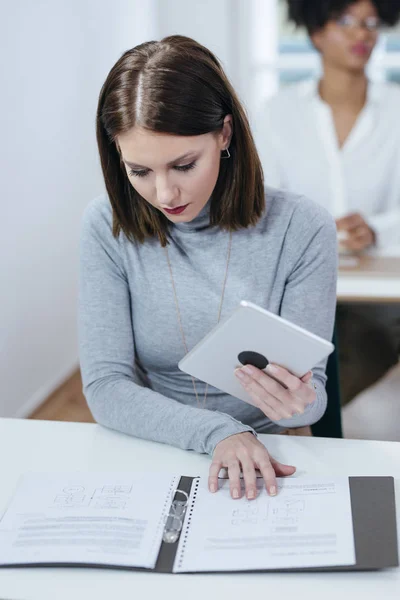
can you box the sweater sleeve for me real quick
[271,199,338,429]
[78,200,254,456]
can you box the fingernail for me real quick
[247,489,255,499]
[266,364,278,374]
[235,370,246,380]
[233,488,239,499]
[269,486,277,496]
[210,483,216,493]
[242,365,254,376]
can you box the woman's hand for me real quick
[336,212,376,251]
[209,432,296,499]
[234,363,316,421]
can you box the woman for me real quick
[257,0,400,404]
[79,35,337,501]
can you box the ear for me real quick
[219,114,233,150]
[311,30,323,52]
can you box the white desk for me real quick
[337,254,400,303]
[1,418,400,600]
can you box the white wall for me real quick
[156,0,278,132]
[1,0,157,417]
[157,0,233,74]
[157,0,248,107]
[1,0,278,419]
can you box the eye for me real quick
[336,14,354,28]
[129,169,149,178]
[174,161,196,173]
[365,17,380,31]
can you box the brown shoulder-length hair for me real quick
[96,35,265,246]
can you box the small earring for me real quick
[221,147,231,159]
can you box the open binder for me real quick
[0,473,397,573]
[154,475,398,573]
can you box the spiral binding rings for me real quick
[151,477,179,558]
[176,478,199,567]
[162,489,189,544]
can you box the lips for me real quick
[164,205,188,215]
[351,43,370,56]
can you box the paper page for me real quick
[0,472,178,569]
[174,477,356,572]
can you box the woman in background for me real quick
[257,0,400,405]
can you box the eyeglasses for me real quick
[335,14,381,32]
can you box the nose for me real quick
[155,174,178,207]
[354,25,373,41]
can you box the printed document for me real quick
[174,477,356,572]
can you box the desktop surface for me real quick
[0,418,399,600]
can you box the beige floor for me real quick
[30,370,94,423]
[30,365,400,442]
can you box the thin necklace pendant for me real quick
[164,231,233,408]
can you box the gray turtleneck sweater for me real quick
[79,187,337,455]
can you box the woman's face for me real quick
[117,117,232,223]
[311,0,379,72]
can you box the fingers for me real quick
[336,212,364,231]
[209,457,245,500]
[352,225,369,240]
[228,460,242,499]
[342,228,374,251]
[208,459,222,493]
[257,457,278,496]
[235,368,289,419]
[266,365,315,405]
[211,434,297,500]
[232,454,296,498]
[269,456,297,477]
[239,454,258,500]
[236,364,314,418]
[264,364,300,391]
[259,375,305,416]
[342,238,367,251]
[336,214,375,251]
[301,371,313,383]
[264,365,314,412]
[236,365,292,405]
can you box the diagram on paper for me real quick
[231,497,269,526]
[271,498,305,530]
[52,484,133,509]
[230,494,307,534]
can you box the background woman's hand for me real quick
[336,212,376,251]
[209,432,296,500]
[235,363,316,421]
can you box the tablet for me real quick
[178,301,334,404]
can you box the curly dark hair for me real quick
[286,0,400,35]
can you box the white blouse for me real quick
[256,80,400,248]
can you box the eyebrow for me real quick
[123,151,199,170]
